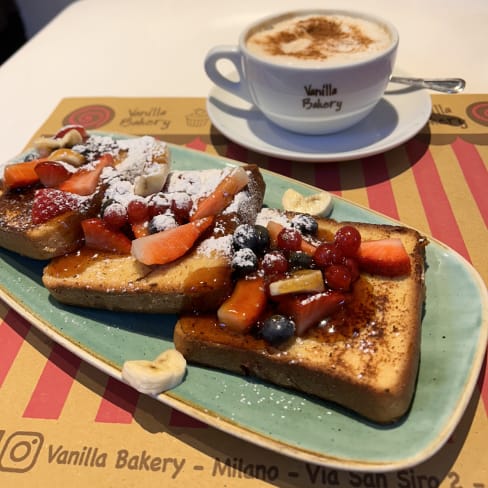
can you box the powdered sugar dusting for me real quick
[197,234,233,257]
[4,130,263,261]
[256,207,290,227]
[73,135,120,161]
[94,136,169,209]
[116,136,167,178]
[166,168,232,197]
[151,213,178,232]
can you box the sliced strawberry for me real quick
[356,238,411,277]
[54,125,88,141]
[31,188,84,224]
[267,220,317,255]
[191,167,249,221]
[35,161,71,187]
[3,159,47,189]
[131,216,214,265]
[82,218,131,254]
[58,153,114,196]
[277,290,346,336]
[217,276,267,333]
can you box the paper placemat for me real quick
[1,95,486,487]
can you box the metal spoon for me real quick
[389,76,466,94]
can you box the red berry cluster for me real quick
[313,226,361,291]
[271,224,362,292]
[101,196,193,236]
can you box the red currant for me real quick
[334,225,361,257]
[148,198,170,218]
[325,264,352,291]
[313,242,344,267]
[102,202,128,230]
[262,251,289,275]
[343,257,360,282]
[277,228,302,251]
[171,197,192,224]
[127,199,149,224]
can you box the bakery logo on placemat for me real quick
[466,101,488,127]
[120,106,171,131]
[186,108,209,128]
[63,105,115,130]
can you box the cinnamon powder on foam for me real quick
[248,16,377,61]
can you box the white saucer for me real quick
[207,78,432,163]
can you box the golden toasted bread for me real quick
[174,210,427,423]
[0,128,169,259]
[0,191,99,259]
[42,164,266,313]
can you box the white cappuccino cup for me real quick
[205,10,399,135]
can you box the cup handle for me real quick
[204,46,252,103]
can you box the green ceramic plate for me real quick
[0,141,486,472]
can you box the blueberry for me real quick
[100,198,116,216]
[233,224,269,254]
[23,151,40,162]
[231,248,258,276]
[254,225,270,252]
[288,250,313,270]
[291,214,318,235]
[260,315,295,346]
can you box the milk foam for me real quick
[246,14,393,66]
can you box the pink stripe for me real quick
[362,155,399,220]
[267,158,293,177]
[95,377,139,424]
[451,137,488,227]
[169,408,208,428]
[406,139,471,261]
[23,344,81,419]
[0,311,31,387]
[225,142,248,163]
[314,163,342,195]
[451,138,488,413]
[186,137,207,152]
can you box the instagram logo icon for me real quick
[0,430,44,473]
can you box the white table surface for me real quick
[0,0,486,163]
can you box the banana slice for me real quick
[121,349,187,395]
[282,188,333,217]
[34,129,85,156]
[269,269,325,296]
[133,163,170,197]
[48,148,86,167]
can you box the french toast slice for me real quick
[42,164,266,313]
[0,190,100,259]
[174,210,427,423]
[0,127,170,259]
